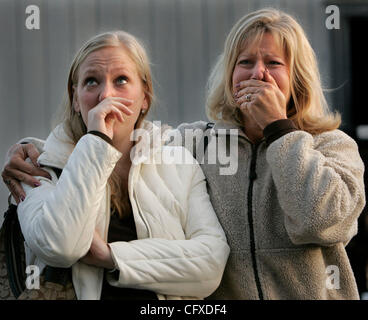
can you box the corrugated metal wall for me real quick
[0,0,333,211]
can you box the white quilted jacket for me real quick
[17,122,229,300]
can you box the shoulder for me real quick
[166,121,214,155]
[18,137,46,153]
[313,129,359,151]
[151,145,203,180]
[158,145,199,167]
[176,121,209,133]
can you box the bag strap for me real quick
[3,199,26,298]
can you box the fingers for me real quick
[238,101,251,113]
[106,105,126,123]
[92,99,134,120]
[110,101,134,116]
[8,154,51,179]
[234,87,258,103]
[104,104,130,122]
[107,97,134,106]
[2,175,24,204]
[2,142,52,201]
[2,165,51,203]
[4,167,44,187]
[22,144,41,168]
[102,97,134,117]
[235,69,277,91]
[235,79,267,91]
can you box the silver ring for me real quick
[245,94,252,102]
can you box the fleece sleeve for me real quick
[266,129,365,246]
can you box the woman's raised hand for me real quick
[87,97,134,139]
[235,69,287,130]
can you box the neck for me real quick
[112,132,134,167]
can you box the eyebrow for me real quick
[82,66,131,75]
[238,52,283,59]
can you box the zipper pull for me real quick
[250,169,257,181]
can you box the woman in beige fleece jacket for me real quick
[2,9,366,299]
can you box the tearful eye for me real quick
[85,77,97,86]
[239,59,251,65]
[268,61,282,66]
[116,76,128,85]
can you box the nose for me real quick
[98,81,115,102]
[250,61,266,80]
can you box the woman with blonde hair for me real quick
[1,30,229,300]
[175,8,365,299]
[3,9,366,299]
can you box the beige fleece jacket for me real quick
[174,120,365,300]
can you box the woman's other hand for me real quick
[2,143,51,203]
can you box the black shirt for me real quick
[100,209,158,300]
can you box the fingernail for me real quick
[235,83,241,89]
[20,195,25,202]
[34,182,41,187]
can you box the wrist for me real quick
[88,131,114,146]
[103,244,115,270]
[263,119,298,146]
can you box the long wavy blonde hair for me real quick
[58,31,154,218]
[206,8,341,134]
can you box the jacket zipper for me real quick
[131,167,152,238]
[247,143,264,300]
[133,190,152,238]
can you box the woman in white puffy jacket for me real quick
[16,31,229,300]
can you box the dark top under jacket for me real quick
[87,130,158,300]
[99,209,158,300]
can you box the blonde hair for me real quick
[206,8,341,134]
[59,30,154,218]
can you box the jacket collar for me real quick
[212,121,248,139]
[212,120,267,144]
[38,124,75,169]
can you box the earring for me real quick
[141,109,146,115]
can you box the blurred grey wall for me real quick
[0,0,335,215]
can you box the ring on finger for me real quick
[245,94,252,102]
[4,179,11,186]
